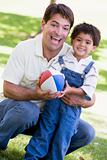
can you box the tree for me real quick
[50,0,57,4]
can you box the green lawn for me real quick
[0,12,107,160]
[0,111,107,160]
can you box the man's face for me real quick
[42,14,71,53]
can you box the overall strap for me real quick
[82,61,94,78]
[58,56,65,68]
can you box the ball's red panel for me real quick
[39,70,52,85]
[39,68,65,93]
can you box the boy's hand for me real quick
[57,81,72,98]
[63,81,72,95]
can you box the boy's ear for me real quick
[92,46,97,52]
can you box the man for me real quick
[0,3,95,156]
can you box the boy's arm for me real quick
[67,86,85,96]
[64,81,86,96]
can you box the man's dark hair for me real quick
[43,3,74,29]
[71,22,101,46]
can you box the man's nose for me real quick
[55,27,63,35]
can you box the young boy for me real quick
[24,22,101,160]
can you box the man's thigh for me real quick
[0,99,40,134]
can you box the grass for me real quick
[0,12,107,160]
[0,12,41,47]
[0,53,10,67]
[0,111,106,160]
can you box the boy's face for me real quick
[42,14,71,55]
[72,32,96,60]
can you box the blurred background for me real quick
[0,1,107,160]
[0,0,107,38]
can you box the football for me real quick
[39,68,65,93]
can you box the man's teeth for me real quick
[51,36,61,41]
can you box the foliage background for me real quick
[0,1,107,160]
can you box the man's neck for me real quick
[43,51,57,61]
[43,47,62,62]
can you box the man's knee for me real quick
[9,101,40,127]
[78,119,95,145]
[84,123,95,145]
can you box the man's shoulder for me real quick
[17,33,42,49]
[17,38,36,47]
[63,42,71,48]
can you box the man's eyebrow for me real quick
[51,20,70,27]
[51,20,59,24]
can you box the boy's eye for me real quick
[76,38,81,41]
[86,41,91,45]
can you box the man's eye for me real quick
[51,24,57,27]
[64,28,69,31]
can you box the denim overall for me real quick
[25,56,94,160]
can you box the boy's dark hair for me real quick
[43,3,74,29]
[71,22,101,46]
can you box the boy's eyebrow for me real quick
[76,36,93,42]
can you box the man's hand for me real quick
[34,82,60,100]
[3,80,59,101]
[61,94,79,106]
[61,93,95,108]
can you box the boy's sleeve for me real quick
[81,64,98,100]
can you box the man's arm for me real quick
[61,94,95,108]
[3,80,58,101]
[61,81,95,108]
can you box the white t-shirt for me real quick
[2,33,71,108]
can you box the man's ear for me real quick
[92,46,97,52]
[41,19,46,31]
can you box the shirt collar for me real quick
[34,33,44,57]
[34,33,71,60]
[71,48,93,63]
